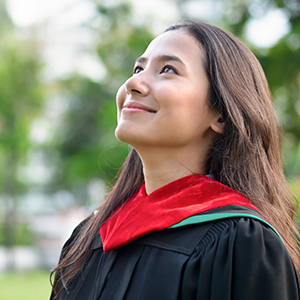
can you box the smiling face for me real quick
[115,29,223,155]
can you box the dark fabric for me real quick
[51,205,300,300]
[100,175,260,252]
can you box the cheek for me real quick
[116,85,126,120]
[160,88,211,132]
[159,85,207,117]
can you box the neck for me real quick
[136,146,209,195]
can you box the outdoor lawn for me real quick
[0,269,51,300]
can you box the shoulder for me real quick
[202,214,282,248]
[191,213,291,269]
[202,216,288,267]
[178,216,300,300]
[185,205,286,257]
[136,206,283,256]
[59,216,92,258]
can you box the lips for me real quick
[122,102,156,113]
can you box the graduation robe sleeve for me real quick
[50,215,300,300]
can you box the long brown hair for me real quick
[51,20,300,298]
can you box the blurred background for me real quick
[0,0,299,299]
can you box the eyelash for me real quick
[133,66,143,74]
[133,65,178,75]
[161,65,178,74]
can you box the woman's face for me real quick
[115,29,222,151]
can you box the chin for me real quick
[115,125,137,145]
[115,125,155,150]
[115,126,126,143]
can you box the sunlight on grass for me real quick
[0,269,51,300]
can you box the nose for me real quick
[124,73,149,96]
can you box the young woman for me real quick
[50,20,300,300]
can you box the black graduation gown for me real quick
[51,205,300,300]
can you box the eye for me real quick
[133,66,143,74]
[161,65,178,74]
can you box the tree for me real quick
[48,0,300,208]
[176,0,300,177]
[0,0,44,267]
[49,1,154,203]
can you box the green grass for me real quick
[0,269,52,300]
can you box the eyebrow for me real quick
[135,55,185,65]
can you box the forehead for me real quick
[141,29,204,65]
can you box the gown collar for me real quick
[100,174,260,252]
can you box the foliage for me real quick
[176,0,300,178]
[0,1,44,249]
[289,177,300,212]
[253,0,300,177]
[44,0,300,205]
[0,0,299,249]
[0,223,34,246]
[49,2,155,200]
[226,0,300,177]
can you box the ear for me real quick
[210,115,225,134]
